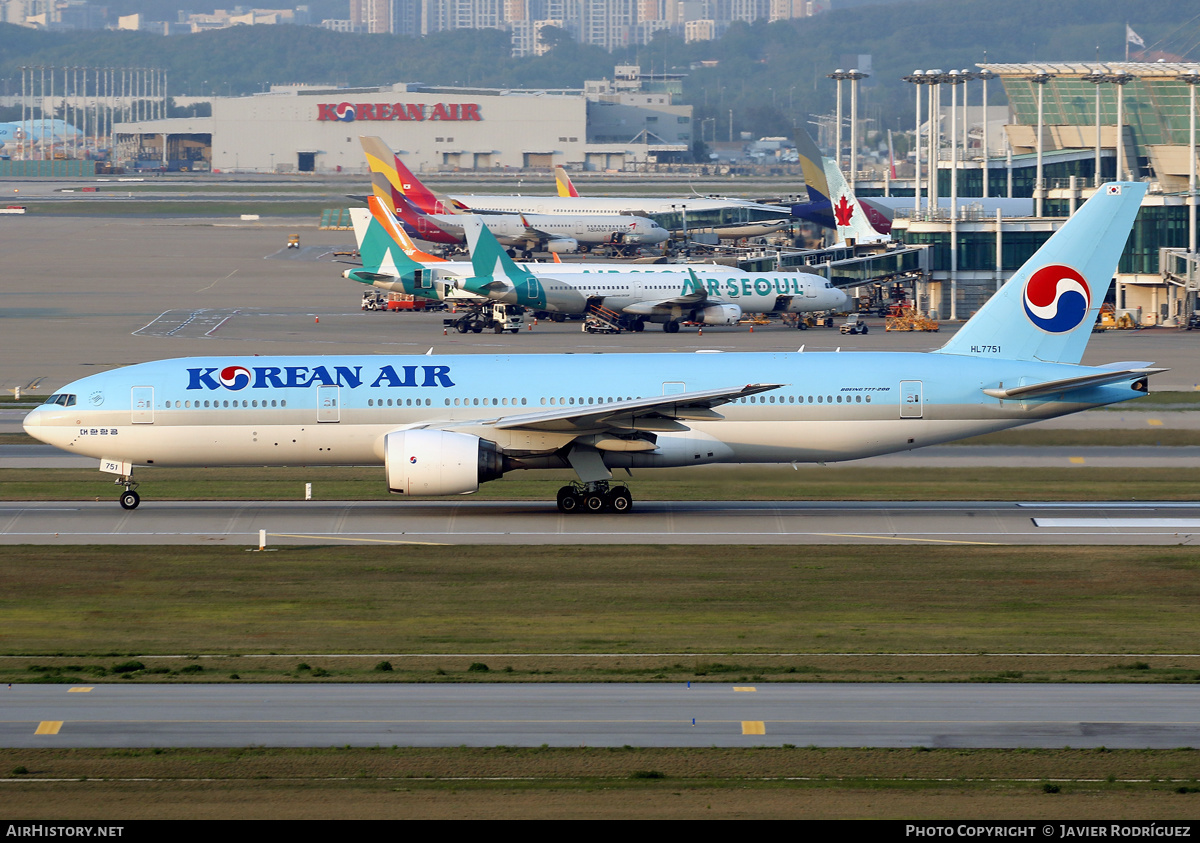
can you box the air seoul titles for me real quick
[187,363,455,391]
[682,274,817,299]
[317,102,482,122]
[1022,263,1091,334]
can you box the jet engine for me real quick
[546,238,579,254]
[699,304,742,326]
[384,429,504,495]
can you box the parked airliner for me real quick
[361,135,793,240]
[346,197,848,330]
[24,185,1160,514]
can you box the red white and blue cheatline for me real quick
[219,366,252,390]
[1022,264,1091,333]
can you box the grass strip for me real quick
[2,465,1198,502]
[3,747,1199,819]
[2,545,1198,663]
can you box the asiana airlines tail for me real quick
[24,184,1164,514]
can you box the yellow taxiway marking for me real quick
[815,533,999,546]
[68,687,93,693]
[1069,457,1086,464]
[268,533,448,547]
[1147,419,1163,426]
[35,721,63,735]
[742,721,765,735]
[733,687,757,692]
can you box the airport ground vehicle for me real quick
[840,314,869,334]
[362,292,433,312]
[444,302,525,334]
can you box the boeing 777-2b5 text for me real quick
[24,184,1164,514]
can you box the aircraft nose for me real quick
[22,405,44,432]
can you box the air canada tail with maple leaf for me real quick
[792,127,891,246]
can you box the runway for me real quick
[2,498,1197,545]
[5,682,1198,749]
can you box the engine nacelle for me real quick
[384,429,503,496]
[546,238,579,254]
[700,304,742,326]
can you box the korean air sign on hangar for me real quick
[317,102,482,122]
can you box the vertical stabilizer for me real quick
[792,127,889,240]
[555,165,580,197]
[821,157,889,244]
[935,182,1146,365]
[791,128,833,229]
[360,136,462,215]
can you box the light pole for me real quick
[1108,71,1134,180]
[977,68,996,197]
[902,70,929,216]
[926,69,942,213]
[846,69,868,194]
[945,70,967,320]
[1082,69,1107,187]
[1029,72,1054,217]
[1182,69,1200,320]
[827,69,851,176]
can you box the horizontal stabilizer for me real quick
[982,367,1168,400]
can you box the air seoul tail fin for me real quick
[936,182,1147,365]
[461,215,536,291]
[360,136,465,215]
[555,165,580,197]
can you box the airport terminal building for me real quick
[112,68,693,174]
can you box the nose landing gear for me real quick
[115,475,140,509]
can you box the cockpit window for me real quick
[43,394,76,406]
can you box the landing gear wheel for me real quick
[633,319,645,332]
[119,490,140,510]
[607,487,632,513]
[583,492,607,513]
[663,320,680,334]
[556,487,581,514]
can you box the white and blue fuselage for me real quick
[22,350,1145,472]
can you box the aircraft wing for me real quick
[619,267,709,314]
[489,383,783,433]
[620,292,708,314]
[410,383,783,437]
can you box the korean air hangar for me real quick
[111,75,694,174]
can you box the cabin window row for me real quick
[738,394,872,404]
[165,399,287,408]
[369,398,435,407]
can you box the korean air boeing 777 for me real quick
[24,184,1162,514]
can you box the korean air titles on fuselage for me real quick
[187,364,455,391]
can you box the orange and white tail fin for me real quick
[367,195,446,263]
[555,165,580,198]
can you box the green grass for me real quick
[2,465,1198,502]
[4,746,1199,819]
[955,429,1200,446]
[2,545,1199,662]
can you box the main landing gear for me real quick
[116,475,141,510]
[556,481,633,514]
